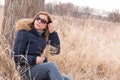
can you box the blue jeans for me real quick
[26,62,71,80]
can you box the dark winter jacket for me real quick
[14,19,60,66]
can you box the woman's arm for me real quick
[14,30,36,65]
[49,31,60,54]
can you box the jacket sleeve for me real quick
[48,31,60,54]
[14,30,36,66]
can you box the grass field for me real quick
[0,9,120,80]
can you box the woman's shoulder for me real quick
[17,30,29,34]
[16,30,29,39]
[17,30,38,40]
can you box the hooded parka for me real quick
[14,19,60,66]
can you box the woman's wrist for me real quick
[36,56,45,64]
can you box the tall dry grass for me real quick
[0,9,20,80]
[0,8,3,32]
[1,9,120,80]
[49,16,120,80]
[0,35,20,80]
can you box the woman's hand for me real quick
[48,23,55,33]
[36,56,45,64]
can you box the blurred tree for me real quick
[79,7,94,19]
[1,0,45,47]
[107,10,120,22]
[45,2,94,19]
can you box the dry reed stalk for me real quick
[41,44,51,57]
[0,20,20,80]
[0,49,20,80]
[41,40,58,58]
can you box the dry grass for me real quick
[1,9,120,80]
[0,34,20,80]
[0,8,20,80]
[49,16,120,80]
[0,8,3,33]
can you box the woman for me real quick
[14,11,71,80]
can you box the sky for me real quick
[0,0,120,12]
[45,0,120,12]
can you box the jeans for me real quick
[26,62,71,80]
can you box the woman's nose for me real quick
[37,19,41,23]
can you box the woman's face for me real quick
[34,14,48,31]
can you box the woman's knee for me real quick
[47,62,57,68]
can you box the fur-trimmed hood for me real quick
[15,19,34,31]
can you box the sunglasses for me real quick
[35,16,48,24]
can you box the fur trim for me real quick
[15,18,34,31]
